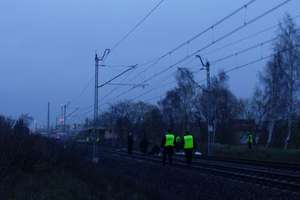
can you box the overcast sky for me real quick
[1,0,300,126]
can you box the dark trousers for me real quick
[248,142,252,149]
[175,142,182,152]
[163,147,174,165]
[184,149,193,165]
[128,145,132,154]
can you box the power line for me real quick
[109,67,177,101]
[81,46,299,117]
[98,65,137,88]
[134,13,300,72]
[62,76,94,124]
[130,78,176,101]
[211,37,277,64]
[80,0,293,119]
[140,0,292,85]
[212,28,300,65]
[135,46,300,104]
[68,76,94,105]
[204,13,300,57]
[111,0,165,51]
[106,0,292,103]
[129,67,206,103]
[101,0,258,101]
[224,45,300,74]
[68,105,94,122]
[122,0,258,87]
[100,64,137,69]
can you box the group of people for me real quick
[161,129,196,165]
[127,129,196,165]
[127,130,254,166]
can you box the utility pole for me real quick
[63,104,67,132]
[60,105,64,130]
[47,102,50,134]
[196,55,212,157]
[93,49,110,163]
[94,54,99,130]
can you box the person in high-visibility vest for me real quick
[86,136,90,143]
[183,131,196,165]
[161,129,175,165]
[175,135,182,152]
[247,131,253,149]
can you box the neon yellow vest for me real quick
[184,135,194,149]
[248,134,253,144]
[165,134,175,147]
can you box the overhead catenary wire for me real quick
[84,45,299,118]
[211,28,300,64]
[128,13,300,74]
[104,0,293,104]
[129,69,205,103]
[98,65,137,88]
[120,0,259,86]
[99,0,166,100]
[211,37,277,64]
[111,0,165,51]
[166,13,300,69]
[224,45,300,74]
[68,76,94,105]
[110,66,178,101]
[101,0,258,102]
[100,64,137,68]
[140,0,293,85]
[59,76,94,125]
[130,78,176,101]
[134,45,300,104]
[203,13,300,57]
[73,0,295,123]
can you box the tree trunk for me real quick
[284,120,291,149]
[266,120,274,148]
[285,60,294,150]
[212,119,217,144]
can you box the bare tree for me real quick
[159,89,181,131]
[277,15,300,149]
[159,68,197,133]
[258,14,300,148]
[260,52,287,147]
[195,71,243,144]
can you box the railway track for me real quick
[203,156,300,173]
[102,148,300,193]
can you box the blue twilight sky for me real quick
[0,0,300,126]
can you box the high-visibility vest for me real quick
[165,134,175,147]
[247,134,253,144]
[184,135,194,149]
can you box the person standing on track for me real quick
[175,135,182,152]
[161,129,175,165]
[247,131,253,149]
[128,132,133,154]
[183,131,196,165]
